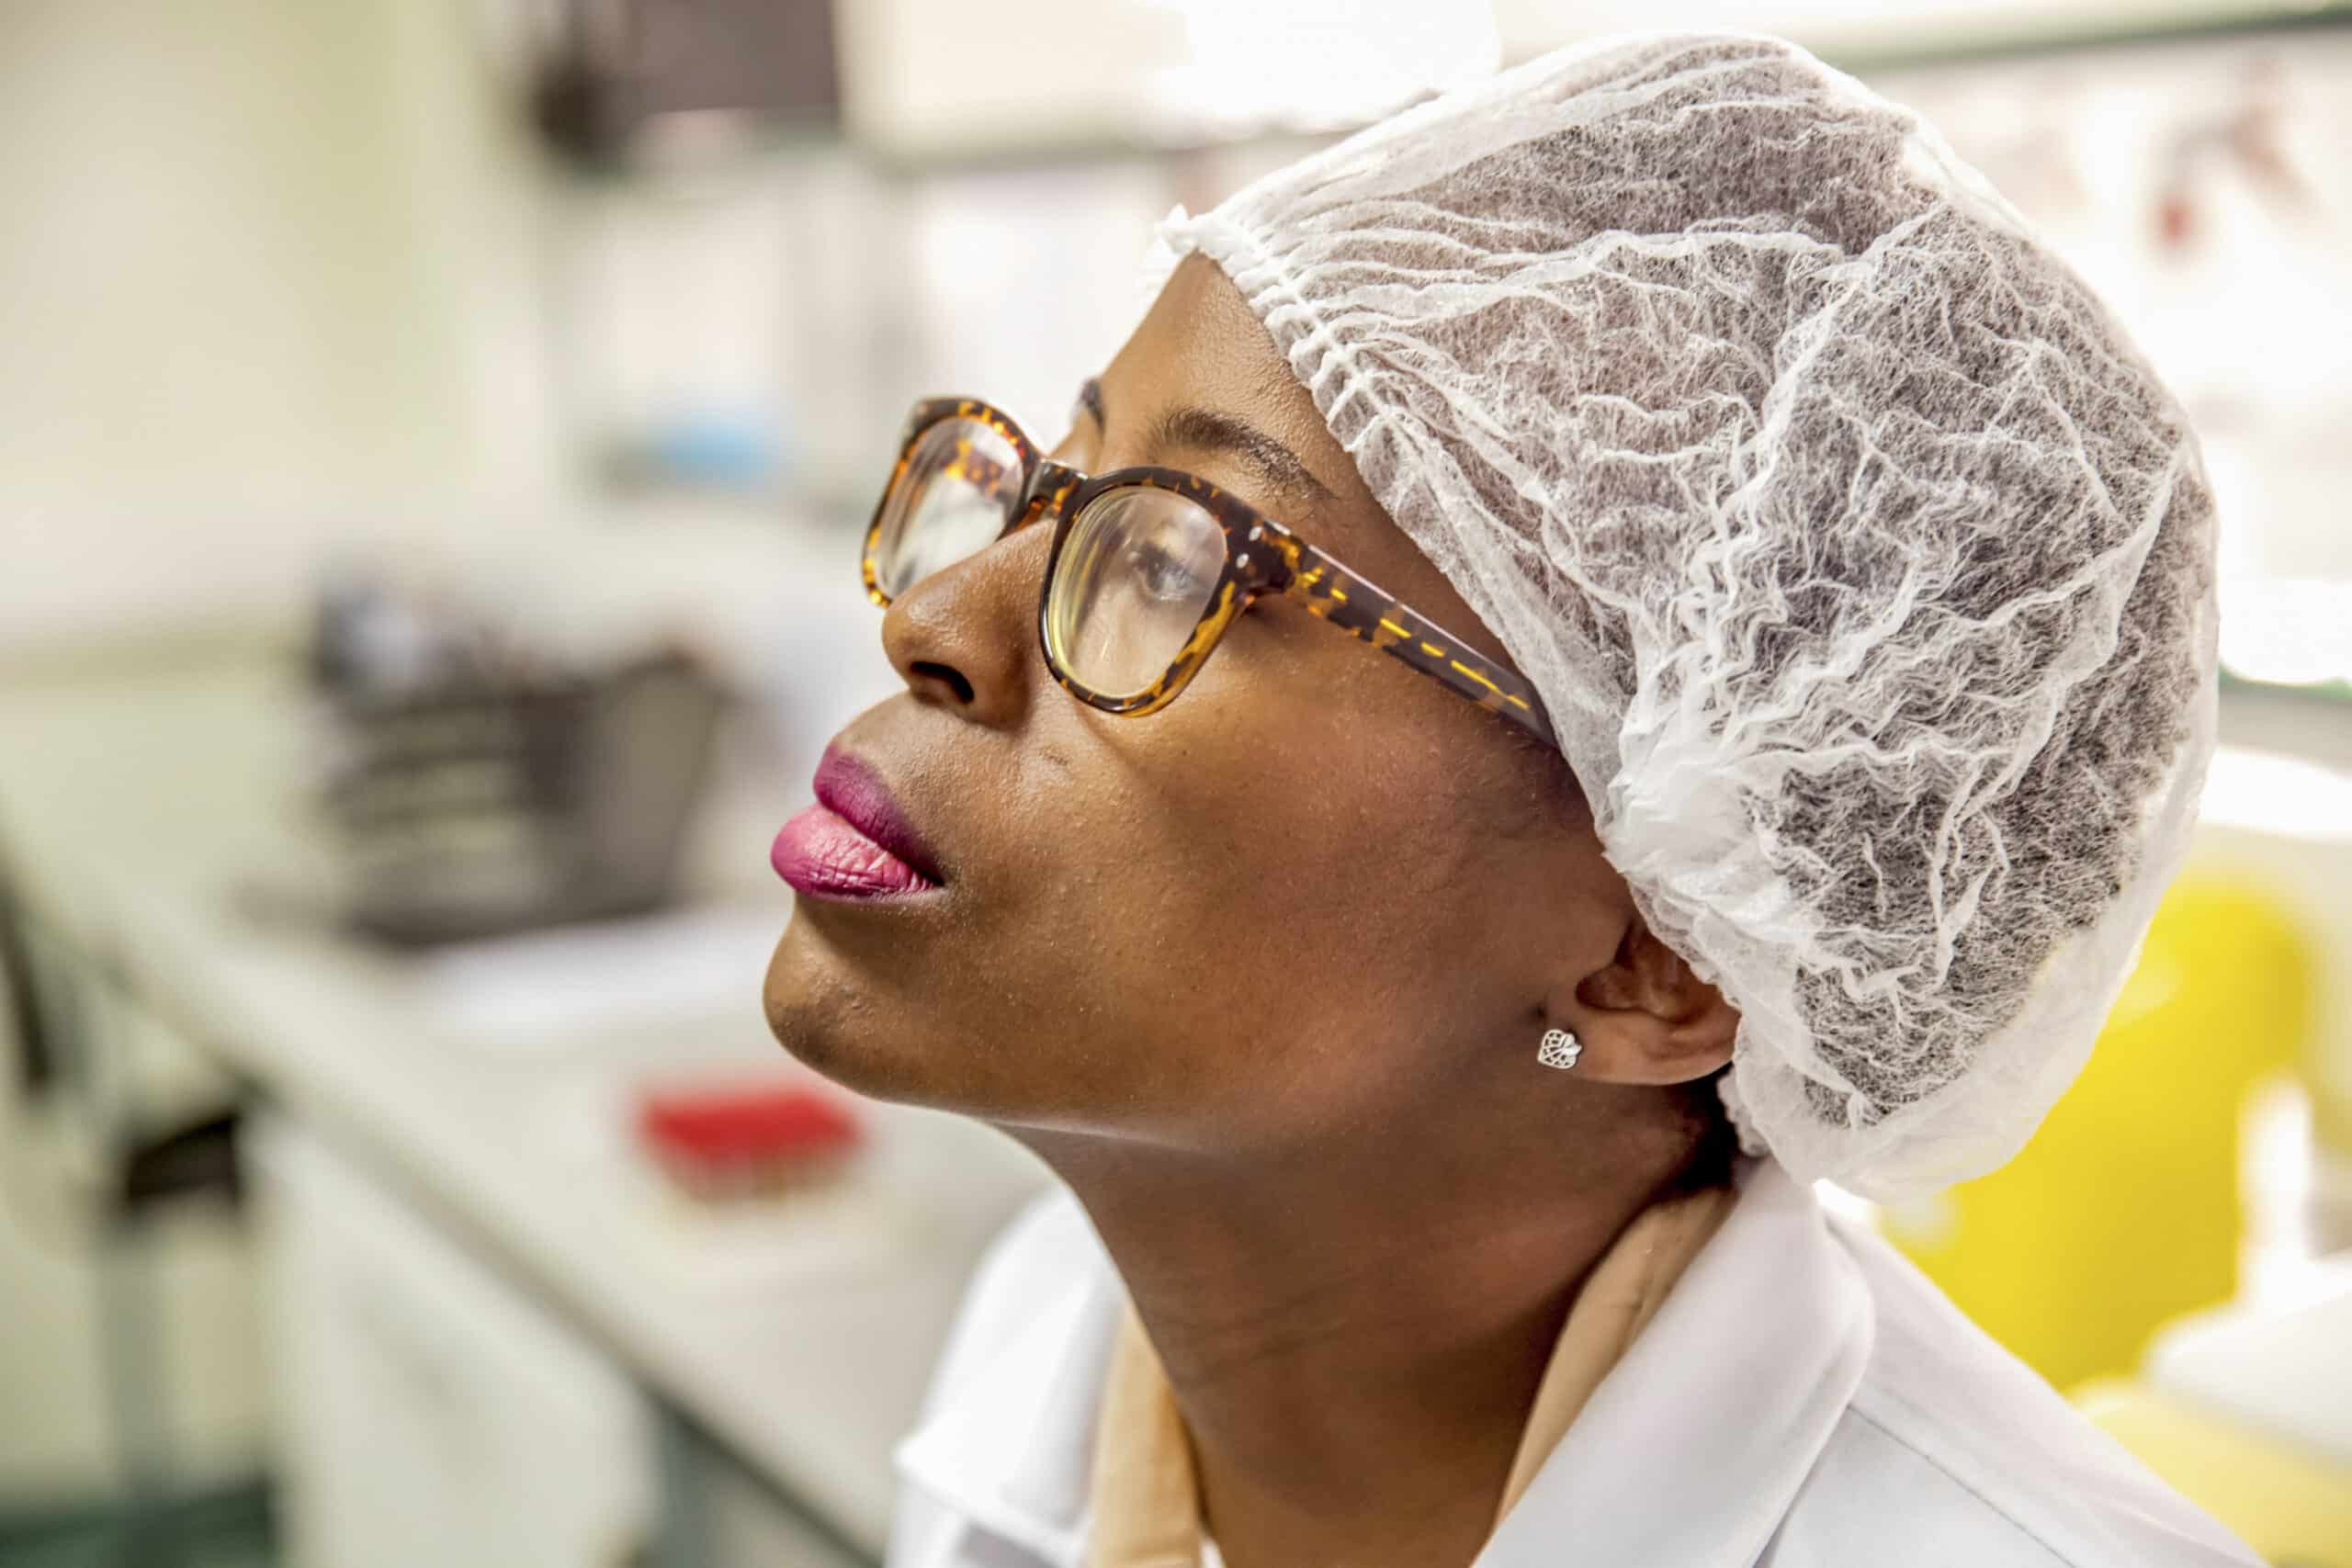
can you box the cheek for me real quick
[1052,707,1519,1126]
[762,907,958,1109]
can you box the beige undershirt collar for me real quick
[1082,1181,1735,1568]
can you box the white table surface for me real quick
[2147,1254,2352,1466]
[0,645,1048,1556]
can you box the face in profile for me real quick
[762,255,1709,1163]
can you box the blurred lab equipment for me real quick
[308,570,728,945]
[1883,873,2318,1389]
[2078,1258,2352,1568]
[518,0,842,170]
[2,852,260,1565]
[638,1077,865,1203]
[2078,1377,2352,1568]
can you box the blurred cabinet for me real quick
[253,1115,655,1568]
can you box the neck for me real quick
[1012,1090,1704,1567]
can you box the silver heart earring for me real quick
[1537,1027,1582,1070]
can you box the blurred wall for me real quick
[834,0,1188,158]
[0,0,563,656]
[1490,0,2306,56]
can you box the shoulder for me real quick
[1772,1215,2261,1568]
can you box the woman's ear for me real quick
[1553,914,1738,1086]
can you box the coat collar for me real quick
[1470,1156,1876,1566]
[894,1157,1875,1568]
[893,1203,1124,1568]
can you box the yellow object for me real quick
[1883,875,2318,1390]
[2076,1379,2352,1567]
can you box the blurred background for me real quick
[2,2,2349,1565]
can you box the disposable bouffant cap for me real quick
[1151,32,2218,1200]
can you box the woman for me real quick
[764,32,2256,1568]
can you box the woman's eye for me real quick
[1133,544,1202,602]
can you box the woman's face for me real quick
[763,255,1649,1155]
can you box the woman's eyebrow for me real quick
[1152,406,1336,502]
[1078,377,1335,506]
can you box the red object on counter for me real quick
[635,1081,863,1201]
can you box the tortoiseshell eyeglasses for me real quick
[861,397,1557,748]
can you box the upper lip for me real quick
[811,744,945,884]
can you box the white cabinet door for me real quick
[251,1115,655,1568]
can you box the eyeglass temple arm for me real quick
[1274,542,1558,748]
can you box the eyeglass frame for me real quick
[861,396,1558,749]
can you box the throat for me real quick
[1011,1108,1730,1568]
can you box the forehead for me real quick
[1100,254,1343,488]
[1097,254,1522,674]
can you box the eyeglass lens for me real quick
[874,417,1235,703]
[869,418,1025,599]
[1042,487,1229,700]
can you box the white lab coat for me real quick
[886,1156,2263,1568]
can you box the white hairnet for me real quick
[1150,31,2218,1199]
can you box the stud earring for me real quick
[1537,1027,1582,1070]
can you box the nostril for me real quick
[910,660,975,705]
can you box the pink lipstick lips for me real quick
[770,746,944,901]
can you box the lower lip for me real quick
[771,806,940,900]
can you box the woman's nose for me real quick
[878,523,1051,728]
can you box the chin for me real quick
[760,908,1159,1136]
[760,915,953,1109]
